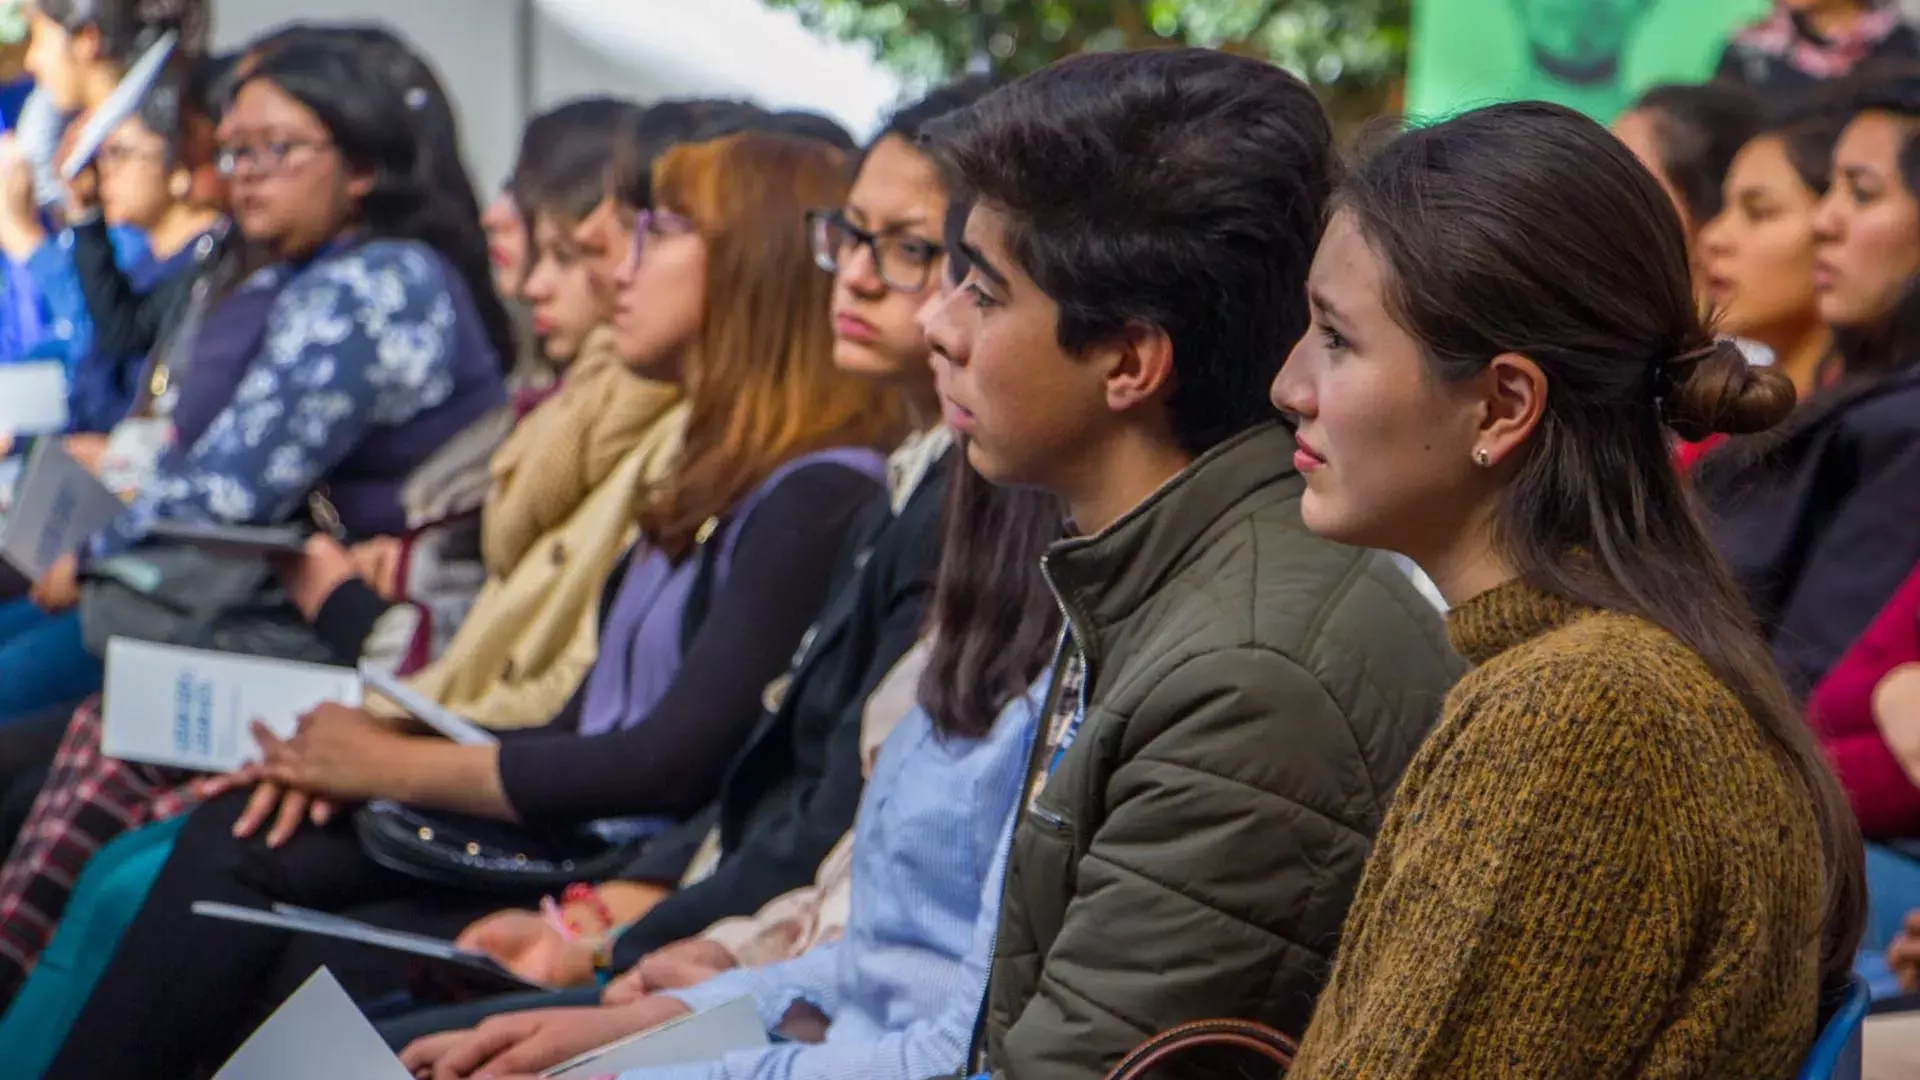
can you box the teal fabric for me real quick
[0,816,183,1080]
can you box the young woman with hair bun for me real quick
[1273,98,1862,1078]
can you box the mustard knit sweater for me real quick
[1289,582,1825,1079]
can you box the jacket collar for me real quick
[1043,422,1300,644]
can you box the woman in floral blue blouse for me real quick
[0,32,509,724]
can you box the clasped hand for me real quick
[189,703,408,847]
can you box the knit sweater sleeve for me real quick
[1289,662,1694,1079]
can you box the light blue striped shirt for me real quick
[617,677,1046,1080]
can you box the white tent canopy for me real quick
[212,0,905,191]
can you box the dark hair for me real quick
[859,76,996,179]
[38,0,206,63]
[510,96,640,228]
[126,50,231,175]
[608,98,766,211]
[880,77,997,147]
[1629,82,1764,225]
[132,57,188,164]
[923,48,1337,454]
[1767,102,1848,198]
[920,449,1064,738]
[1341,100,1863,985]
[236,36,516,373]
[762,110,856,153]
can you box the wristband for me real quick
[563,881,617,934]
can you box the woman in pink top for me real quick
[1809,557,1920,838]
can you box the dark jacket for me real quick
[68,220,221,434]
[71,217,221,381]
[981,423,1463,1078]
[1697,367,1920,697]
[608,450,950,965]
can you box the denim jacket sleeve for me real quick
[618,790,1018,1080]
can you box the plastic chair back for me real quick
[1796,975,1872,1080]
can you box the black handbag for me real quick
[352,800,651,894]
[351,447,877,893]
[349,520,728,893]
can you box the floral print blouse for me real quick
[95,239,463,557]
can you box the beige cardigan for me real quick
[393,336,689,731]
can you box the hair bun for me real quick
[1660,339,1796,440]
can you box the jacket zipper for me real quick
[961,555,1089,1075]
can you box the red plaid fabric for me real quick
[0,696,199,998]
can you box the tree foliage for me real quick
[763,0,1410,120]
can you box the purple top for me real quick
[577,447,887,739]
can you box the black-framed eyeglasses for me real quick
[806,209,944,294]
[214,137,333,178]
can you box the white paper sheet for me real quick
[0,363,71,436]
[359,661,498,746]
[0,440,124,577]
[545,996,767,1077]
[0,456,23,514]
[210,968,411,1080]
[60,31,178,178]
[102,640,362,773]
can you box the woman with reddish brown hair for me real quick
[39,128,902,1080]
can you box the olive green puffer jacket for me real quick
[978,422,1464,1079]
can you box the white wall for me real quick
[209,0,903,195]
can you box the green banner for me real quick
[1408,0,1773,123]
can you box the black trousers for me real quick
[0,704,80,859]
[0,563,27,604]
[43,787,545,1080]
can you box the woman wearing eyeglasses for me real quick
[0,33,514,732]
[39,122,906,1078]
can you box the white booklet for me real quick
[191,901,548,995]
[210,967,411,1080]
[0,439,125,578]
[358,660,498,746]
[0,362,71,436]
[102,640,362,773]
[61,30,178,178]
[0,455,23,515]
[544,994,767,1078]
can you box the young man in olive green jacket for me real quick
[920,50,1465,1079]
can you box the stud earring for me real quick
[1473,448,1491,468]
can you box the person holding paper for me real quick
[0,0,203,381]
[0,28,514,728]
[41,123,906,1080]
[62,57,224,433]
[362,91,987,1063]
[0,23,516,1008]
[401,453,1061,1080]
[0,72,724,1020]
